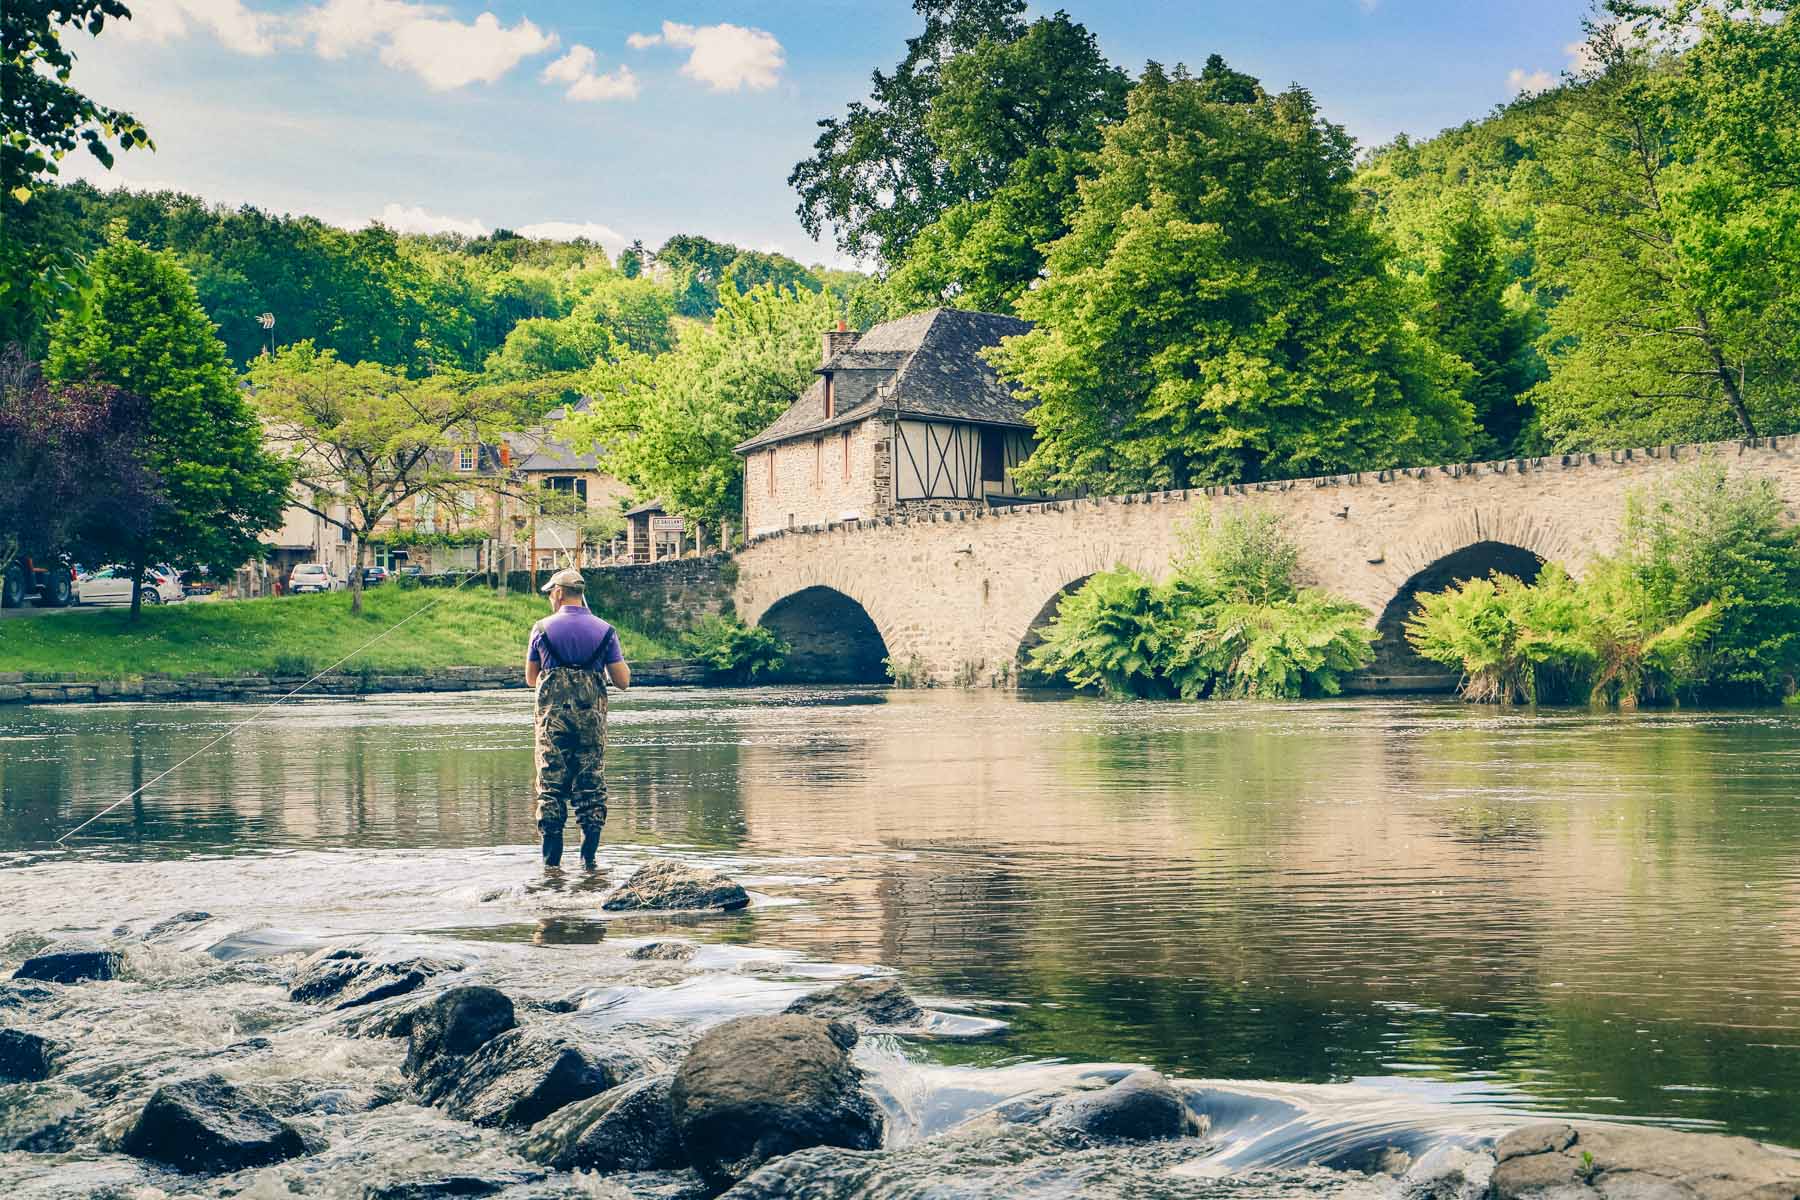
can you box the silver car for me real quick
[287,563,341,594]
[75,566,185,606]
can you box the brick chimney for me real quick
[821,319,858,366]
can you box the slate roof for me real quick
[734,308,1033,453]
[505,402,601,472]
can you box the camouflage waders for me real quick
[534,666,609,840]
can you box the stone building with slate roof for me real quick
[734,308,1048,537]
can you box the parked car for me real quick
[360,565,391,588]
[287,563,342,594]
[397,564,424,579]
[1,551,76,608]
[75,565,184,607]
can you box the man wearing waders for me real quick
[525,568,630,868]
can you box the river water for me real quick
[2,687,1797,1195]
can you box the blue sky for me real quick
[67,0,1596,266]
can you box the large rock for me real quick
[523,1073,682,1173]
[1042,1070,1200,1142]
[13,942,122,984]
[669,1014,883,1187]
[403,986,517,1082]
[1492,1121,1800,1200]
[602,861,750,913]
[362,1172,544,1199]
[784,978,924,1029]
[0,1028,63,1083]
[433,1028,628,1129]
[118,1073,308,1174]
[290,946,462,1011]
[0,982,54,1010]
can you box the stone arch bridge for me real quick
[729,438,1800,689]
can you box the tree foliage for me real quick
[682,616,789,684]
[46,233,289,613]
[567,283,840,530]
[992,65,1472,494]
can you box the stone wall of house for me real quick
[731,438,1800,688]
[744,419,886,537]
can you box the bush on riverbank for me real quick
[0,586,678,680]
[1028,511,1376,699]
[1407,465,1800,706]
[681,616,787,684]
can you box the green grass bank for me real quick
[0,587,680,680]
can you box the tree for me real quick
[46,232,289,616]
[720,250,822,300]
[992,65,1472,493]
[0,350,160,591]
[246,343,517,614]
[789,0,1029,263]
[483,316,615,382]
[567,283,840,530]
[1418,201,1543,456]
[618,240,647,279]
[1527,16,1800,447]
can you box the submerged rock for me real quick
[0,1081,90,1153]
[1043,1070,1201,1142]
[13,942,122,984]
[670,1014,883,1187]
[118,1073,308,1174]
[628,941,698,962]
[1491,1121,1800,1200]
[435,1027,630,1129]
[0,1028,64,1083]
[403,986,517,1083]
[142,910,213,940]
[523,1072,683,1173]
[784,977,925,1029]
[290,946,463,1011]
[602,861,750,913]
[0,981,55,1010]
[362,1172,545,1199]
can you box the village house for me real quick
[733,308,1049,538]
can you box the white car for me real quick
[75,566,185,606]
[287,563,342,594]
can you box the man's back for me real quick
[529,605,621,673]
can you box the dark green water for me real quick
[3,688,1797,1143]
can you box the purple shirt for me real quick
[528,605,624,673]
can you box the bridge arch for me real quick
[1368,541,1548,681]
[753,585,892,683]
[1015,573,1094,687]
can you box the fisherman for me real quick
[525,567,630,869]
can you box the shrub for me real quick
[680,617,786,684]
[1406,566,1597,704]
[885,652,932,688]
[1177,508,1301,604]
[1165,592,1377,699]
[1027,567,1173,698]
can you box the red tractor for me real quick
[0,553,76,608]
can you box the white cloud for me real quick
[516,220,627,252]
[377,203,489,237]
[1507,67,1556,96]
[627,20,784,92]
[302,0,420,59]
[542,45,639,101]
[377,10,556,91]
[119,0,284,55]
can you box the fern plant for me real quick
[681,616,787,684]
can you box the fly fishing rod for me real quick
[55,569,492,844]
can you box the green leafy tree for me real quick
[1527,16,1800,446]
[573,275,677,355]
[1419,201,1544,456]
[483,316,615,382]
[720,251,822,300]
[993,65,1472,493]
[618,240,647,279]
[567,283,839,530]
[47,233,289,616]
[682,616,789,684]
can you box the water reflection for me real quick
[3,689,1798,1142]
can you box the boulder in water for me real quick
[13,942,121,984]
[0,981,55,1010]
[601,861,750,912]
[290,946,463,1011]
[669,1014,883,1187]
[523,1073,682,1173]
[434,1027,629,1129]
[1491,1121,1800,1200]
[362,1172,545,1199]
[0,1028,63,1083]
[784,977,924,1029]
[1043,1070,1201,1142]
[627,941,697,962]
[403,986,517,1084]
[118,1073,307,1174]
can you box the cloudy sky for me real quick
[65,0,1598,265]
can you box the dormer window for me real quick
[457,445,475,472]
[823,374,834,419]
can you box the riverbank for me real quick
[0,587,681,682]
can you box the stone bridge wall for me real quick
[731,438,1800,687]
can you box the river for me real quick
[1,687,1797,1195]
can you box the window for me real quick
[415,496,436,534]
[813,438,823,487]
[457,445,475,472]
[980,426,1006,484]
[766,448,777,496]
[823,374,834,419]
[544,476,588,508]
[841,430,852,481]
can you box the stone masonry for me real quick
[732,438,1800,688]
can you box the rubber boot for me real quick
[579,828,600,870]
[541,825,564,868]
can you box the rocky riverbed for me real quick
[4,860,1798,1200]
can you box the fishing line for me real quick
[55,568,497,844]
